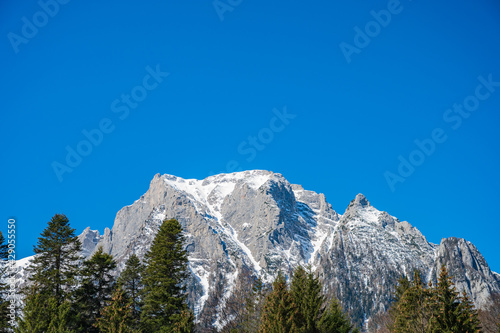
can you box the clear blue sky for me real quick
[1,1,499,272]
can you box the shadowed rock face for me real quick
[432,237,500,307]
[20,170,499,328]
[78,227,102,258]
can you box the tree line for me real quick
[367,269,500,333]
[0,214,498,332]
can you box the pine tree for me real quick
[387,274,411,332]
[117,253,144,326]
[429,265,460,332]
[15,285,55,333]
[27,214,82,304]
[19,214,81,332]
[259,271,296,333]
[318,297,359,333]
[47,301,76,333]
[392,274,411,305]
[290,266,325,333]
[456,290,481,332]
[290,266,307,332]
[74,246,117,333]
[140,218,194,332]
[429,265,481,333]
[392,270,432,333]
[172,309,196,333]
[94,286,134,333]
[16,285,76,333]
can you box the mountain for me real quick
[16,170,500,329]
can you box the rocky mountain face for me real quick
[78,227,103,258]
[18,170,500,329]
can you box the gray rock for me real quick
[78,227,102,257]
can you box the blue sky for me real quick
[1,0,499,272]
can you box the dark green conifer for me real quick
[429,265,481,333]
[18,215,81,332]
[318,297,359,333]
[387,274,411,331]
[290,266,326,333]
[27,214,82,304]
[140,218,194,332]
[74,246,116,333]
[259,271,295,333]
[15,285,55,333]
[456,290,481,332]
[47,300,76,333]
[393,270,432,332]
[117,253,144,325]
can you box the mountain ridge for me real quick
[15,170,500,329]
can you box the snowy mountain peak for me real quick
[163,170,274,194]
[160,170,275,222]
[351,193,371,208]
[340,193,376,223]
[62,170,499,327]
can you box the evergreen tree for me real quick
[392,270,432,333]
[0,232,8,259]
[15,285,55,333]
[172,310,196,333]
[140,218,194,332]
[117,253,144,326]
[456,290,481,332]
[429,265,481,333]
[47,301,76,333]
[259,271,296,333]
[392,274,411,306]
[387,274,411,332]
[429,265,461,332]
[290,266,307,332]
[290,266,325,333]
[27,214,82,304]
[74,246,116,333]
[19,214,81,332]
[94,286,134,333]
[318,297,359,333]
